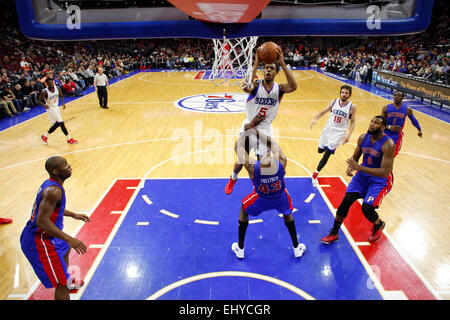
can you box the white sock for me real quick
[44,132,49,138]
[66,135,71,140]
[231,172,238,180]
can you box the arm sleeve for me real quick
[409,113,422,131]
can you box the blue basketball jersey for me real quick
[252,160,286,198]
[24,179,66,235]
[384,103,408,139]
[360,133,390,169]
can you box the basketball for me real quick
[257,42,279,64]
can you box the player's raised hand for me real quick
[276,46,284,64]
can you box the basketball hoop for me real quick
[209,29,258,88]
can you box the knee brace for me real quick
[361,202,379,223]
[336,192,360,219]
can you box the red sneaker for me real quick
[41,135,48,145]
[321,231,338,244]
[368,221,385,242]
[0,218,12,224]
[68,278,84,293]
[225,176,237,195]
[67,138,78,144]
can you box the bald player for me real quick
[20,156,89,300]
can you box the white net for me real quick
[209,34,258,88]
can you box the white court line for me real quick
[142,195,153,205]
[147,271,315,300]
[7,294,27,299]
[160,209,179,219]
[304,193,315,203]
[1,134,448,172]
[110,211,123,215]
[194,219,219,225]
[137,222,150,226]
[89,244,105,249]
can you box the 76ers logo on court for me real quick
[174,93,247,113]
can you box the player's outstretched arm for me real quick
[255,130,287,170]
[64,209,90,223]
[407,108,423,137]
[243,54,260,93]
[311,101,333,129]
[343,105,357,144]
[277,46,297,94]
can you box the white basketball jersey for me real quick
[44,87,59,109]
[325,98,352,131]
[246,80,282,129]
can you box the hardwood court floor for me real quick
[0,70,448,299]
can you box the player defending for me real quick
[381,91,423,157]
[20,156,89,300]
[231,130,306,259]
[40,78,78,145]
[225,45,297,194]
[310,85,356,186]
[321,116,394,244]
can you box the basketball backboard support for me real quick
[15,0,434,41]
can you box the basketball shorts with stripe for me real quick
[20,229,70,288]
[346,171,394,208]
[242,188,293,217]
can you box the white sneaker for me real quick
[293,243,306,258]
[311,177,319,187]
[231,242,244,259]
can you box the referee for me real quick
[94,67,109,109]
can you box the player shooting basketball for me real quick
[225,43,297,195]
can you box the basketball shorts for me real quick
[47,106,63,124]
[242,188,293,217]
[385,131,403,157]
[20,229,70,289]
[318,126,346,154]
[346,171,394,208]
[240,120,273,156]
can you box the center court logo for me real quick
[174,93,247,113]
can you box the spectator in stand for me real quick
[0,88,19,117]
[61,79,82,97]
[20,57,32,71]
[67,68,86,90]
[22,80,39,106]
[3,85,24,113]
[13,84,30,111]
